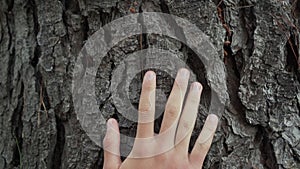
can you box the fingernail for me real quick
[208,114,218,123]
[107,118,116,130]
[179,68,190,79]
[145,71,155,81]
[198,114,219,144]
[192,82,202,92]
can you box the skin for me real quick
[103,68,219,169]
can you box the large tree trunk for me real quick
[0,0,300,168]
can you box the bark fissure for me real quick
[6,0,14,12]
[5,10,15,103]
[259,128,278,169]
[159,0,187,44]
[6,45,15,102]
[286,31,300,82]
[11,81,24,168]
[29,0,40,67]
[51,117,65,169]
[159,0,170,14]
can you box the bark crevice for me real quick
[11,82,24,168]
[51,117,65,169]
[258,127,278,169]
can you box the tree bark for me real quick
[0,0,300,168]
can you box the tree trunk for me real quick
[0,0,300,168]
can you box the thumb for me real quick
[103,118,121,169]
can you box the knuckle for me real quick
[181,120,193,131]
[104,164,117,169]
[165,103,180,119]
[197,140,210,152]
[103,135,114,150]
[189,96,199,104]
[133,143,155,157]
[156,154,168,163]
[191,162,203,169]
[142,81,155,91]
[139,102,151,113]
[177,79,186,87]
[174,80,187,91]
[178,163,190,169]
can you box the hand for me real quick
[103,68,219,169]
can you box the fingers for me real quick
[137,71,156,138]
[160,68,190,135]
[103,119,121,169]
[175,82,202,153]
[189,114,219,168]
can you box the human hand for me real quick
[103,68,219,169]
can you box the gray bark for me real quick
[0,0,300,168]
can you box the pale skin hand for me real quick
[103,68,219,169]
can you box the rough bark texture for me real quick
[0,0,300,168]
